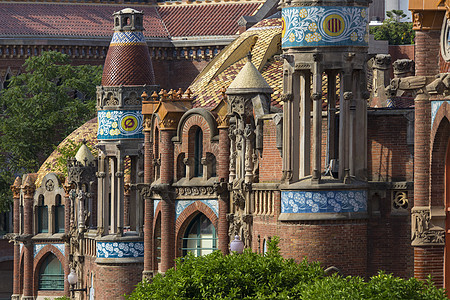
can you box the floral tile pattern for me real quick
[97,110,144,140]
[281,190,367,213]
[33,243,65,258]
[96,241,144,258]
[175,200,219,219]
[282,6,368,48]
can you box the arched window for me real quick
[194,128,203,177]
[37,195,48,233]
[182,214,217,257]
[39,254,64,290]
[54,194,64,233]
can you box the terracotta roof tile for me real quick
[0,2,263,39]
[158,2,262,37]
[0,3,168,38]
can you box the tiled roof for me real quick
[158,2,262,37]
[191,18,282,108]
[0,2,262,39]
[35,118,98,187]
[0,3,168,38]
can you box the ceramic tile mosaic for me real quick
[281,190,367,213]
[96,241,144,258]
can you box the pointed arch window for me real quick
[194,128,203,177]
[37,195,48,233]
[39,254,64,290]
[182,214,217,257]
[55,194,64,233]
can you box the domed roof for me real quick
[190,18,283,109]
[101,9,155,86]
[35,118,98,187]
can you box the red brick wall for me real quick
[367,113,413,182]
[83,255,143,300]
[153,59,209,91]
[259,119,282,182]
[414,247,444,287]
[253,219,368,277]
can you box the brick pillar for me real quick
[415,247,444,287]
[160,129,175,272]
[413,92,432,282]
[143,129,154,278]
[63,180,71,296]
[217,127,230,254]
[22,176,35,300]
[415,30,440,76]
[413,93,431,207]
[11,177,21,300]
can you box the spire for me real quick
[227,54,273,94]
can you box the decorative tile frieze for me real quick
[97,110,144,140]
[281,6,369,48]
[96,241,144,258]
[34,243,65,258]
[175,199,219,219]
[281,190,367,213]
[431,100,449,126]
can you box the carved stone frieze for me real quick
[228,95,253,117]
[227,213,252,248]
[175,186,214,196]
[411,208,445,246]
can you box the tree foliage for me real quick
[370,10,415,45]
[127,237,447,299]
[0,51,102,212]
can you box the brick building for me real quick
[8,0,447,299]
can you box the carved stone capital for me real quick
[411,208,445,246]
[280,93,293,102]
[373,54,391,70]
[213,181,229,196]
[151,183,172,200]
[312,92,322,101]
[393,59,415,77]
[343,92,353,101]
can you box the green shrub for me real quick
[127,238,447,300]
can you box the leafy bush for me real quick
[127,238,447,300]
[370,10,415,45]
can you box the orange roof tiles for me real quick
[0,2,262,39]
[158,2,262,37]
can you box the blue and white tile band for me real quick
[96,241,144,258]
[281,6,368,48]
[110,31,146,46]
[98,110,144,140]
[281,190,367,213]
[175,200,219,219]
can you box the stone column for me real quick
[299,71,311,178]
[217,125,230,254]
[11,177,21,300]
[143,128,154,279]
[22,176,35,300]
[371,54,391,107]
[312,62,322,182]
[326,70,337,165]
[97,152,109,235]
[159,129,175,273]
[339,70,352,181]
[63,180,71,297]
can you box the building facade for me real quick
[9,0,448,299]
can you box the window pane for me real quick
[39,255,64,290]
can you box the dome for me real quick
[35,118,98,187]
[190,18,283,109]
[101,8,155,86]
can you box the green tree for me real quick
[126,237,447,299]
[370,10,415,45]
[0,51,102,212]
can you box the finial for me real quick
[151,91,159,101]
[177,88,183,99]
[82,138,87,145]
[141,91,148,101]
[185,88,192,100]
[247,51,252,63]
[168,89,174,100]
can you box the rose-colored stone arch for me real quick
[33,244,66,294]
[430,103,450,207]
[175,201,218,258]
